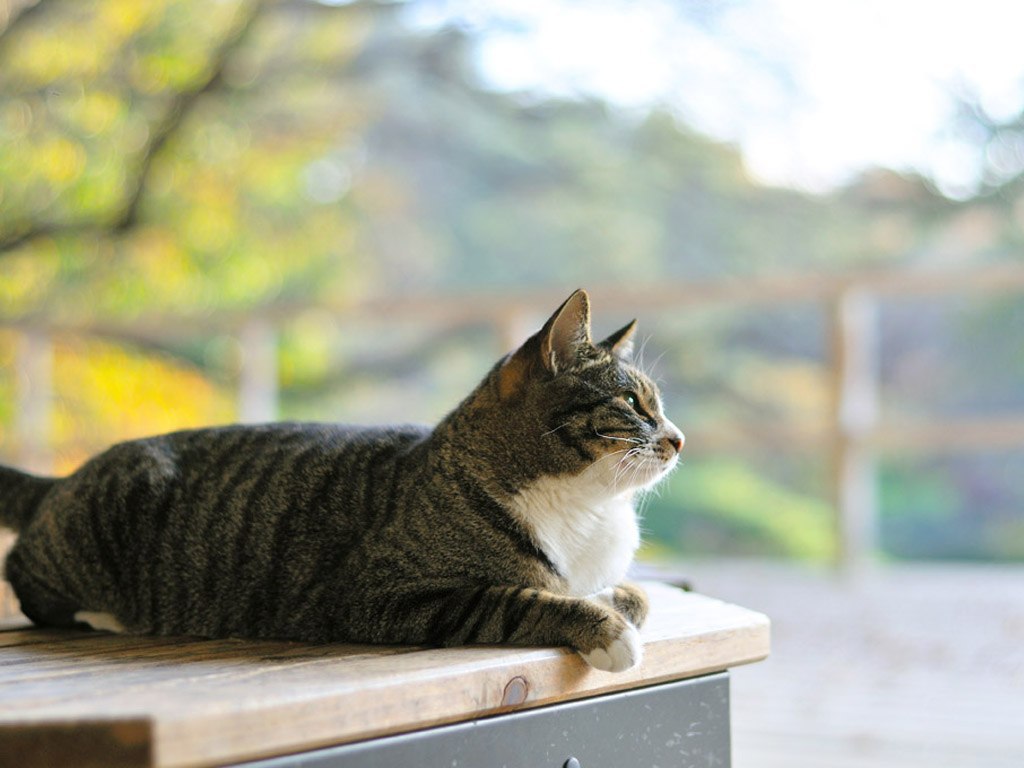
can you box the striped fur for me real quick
[0,290,683,672]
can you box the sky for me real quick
[406,0,1024,198]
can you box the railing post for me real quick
[238,317,278,423]
[829,289,880,577]
[14,328,54,474]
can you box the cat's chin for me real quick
[592,452,678,496]
[634,454,679,491]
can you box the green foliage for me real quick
[0,0,246,232]
[642,460,834,560]
[880,454,1024,561]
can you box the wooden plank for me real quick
[0,642,423,699]
[0,721,152,768]
[0,626,132,649]
[0,583,769,768]
[0,615,30,633]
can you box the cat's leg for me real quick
[447,586,643,672]
[6,537,129,633]
[360,585,643,672]
[592,582,649,629]
[4,543,82,629]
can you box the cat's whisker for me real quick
[588,447,632,466]
[628,454,660,491]
[607,455,629,484]
[606,454,631,491]
[634,488,653,520]
[610,447,644,491]
[625,457,647,490]
[646,349,668,380]
[636,334,652,373]
[542,422,572,437]
[586,448,634,483]
[593,430,642,445]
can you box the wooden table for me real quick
[0,583,769,768]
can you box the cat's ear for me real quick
[497,289,592,399]
[540,288,592,373]
[598,319,637,362]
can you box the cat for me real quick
[0,289,683,672]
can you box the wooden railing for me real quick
[4,262,1024,575]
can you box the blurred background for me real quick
[0,0,1022,765]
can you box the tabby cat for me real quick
[0,290,683,672]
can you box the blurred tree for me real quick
[0,0,1021,559]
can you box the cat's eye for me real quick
[623,390,656,426]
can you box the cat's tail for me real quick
[0,465,57,531]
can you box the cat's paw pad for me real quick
[581,624,642,672]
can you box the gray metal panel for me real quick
[239,672,730,768]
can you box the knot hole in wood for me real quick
[500,675,529,707]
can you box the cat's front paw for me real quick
[580,623,642,672]
[592,583,649,628]
[612,583,649,628]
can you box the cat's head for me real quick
[479,289,684,497]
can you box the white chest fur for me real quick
[508,473,640,596]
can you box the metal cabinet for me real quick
[241,673,731,768]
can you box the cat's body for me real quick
[0,290,683,671]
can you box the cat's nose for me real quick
[661,432,685,454]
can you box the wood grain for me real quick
[0,720,152,768]
[0,583,770,768]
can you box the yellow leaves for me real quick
[115,227,289,314]
[1,99,33,138]
[50,338,233,472]
[183,204,235,254]
[193,120,250,166]
[0,334,16,456]
[0,248,60,316]
[127,0,246,94]
[38,137,86,184]
[0,331,232,474]
[128,227,196,294]
[1,1,165,87]
[0,0,233,100]
[241,151,305,206]
[279,311,334,389]
[5,28,105,84]
[130,53,183,94]
[112,227,248,316]
[69,91,122,136]
[181,171,238,253]
[304,11,373,65]
[98,0,153,38]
